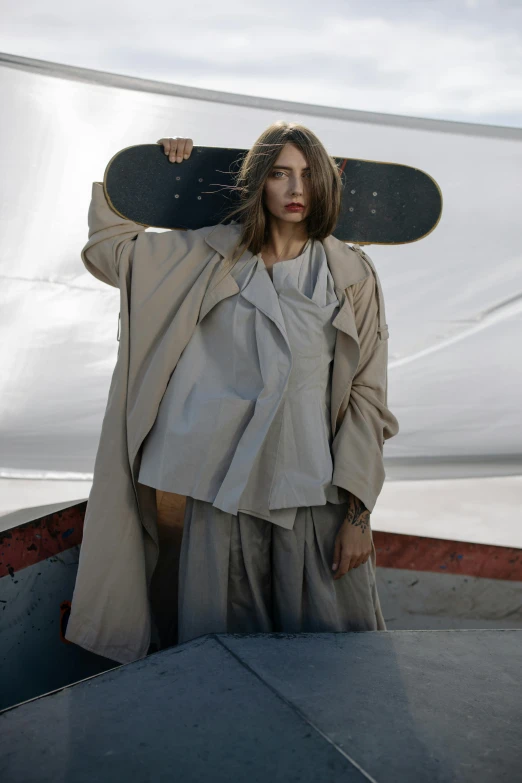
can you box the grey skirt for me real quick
[177,497,386,645]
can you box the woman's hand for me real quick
[156,137,194,163]
[332,493,372,580]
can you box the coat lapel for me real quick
[199,222,245,321]
[201,223,371,434]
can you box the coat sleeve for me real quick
[80,182,212,288]
[331,250,400,514]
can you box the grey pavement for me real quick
[1,630,520,782]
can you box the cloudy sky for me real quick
[1,0,521,127]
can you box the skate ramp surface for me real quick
[1,630,520,782]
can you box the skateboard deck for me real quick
[103,144,442,245]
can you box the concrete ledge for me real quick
[1,630,520,782]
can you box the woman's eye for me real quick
[272,171,311,179]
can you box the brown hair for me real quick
[222,121,343,264]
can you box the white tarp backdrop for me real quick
[1,53,521,543]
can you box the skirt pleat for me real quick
[177,497,386,645]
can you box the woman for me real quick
[65,121,399,664]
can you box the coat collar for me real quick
[204,222,370,292]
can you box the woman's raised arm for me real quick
[80,137,197,288]
[80,181,147,287]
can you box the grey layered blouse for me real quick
[138,237,349,529]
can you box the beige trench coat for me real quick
[65,182,399,664]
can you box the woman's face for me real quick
[263,142,312,224]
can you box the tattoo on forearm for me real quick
[345,493,371,533]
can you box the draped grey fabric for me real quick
[138,238,348,529]
[177,497,386,645]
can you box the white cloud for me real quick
[0,0,520,127]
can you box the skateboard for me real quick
[103,144,443,245]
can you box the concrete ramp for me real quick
[1,630,520,782]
